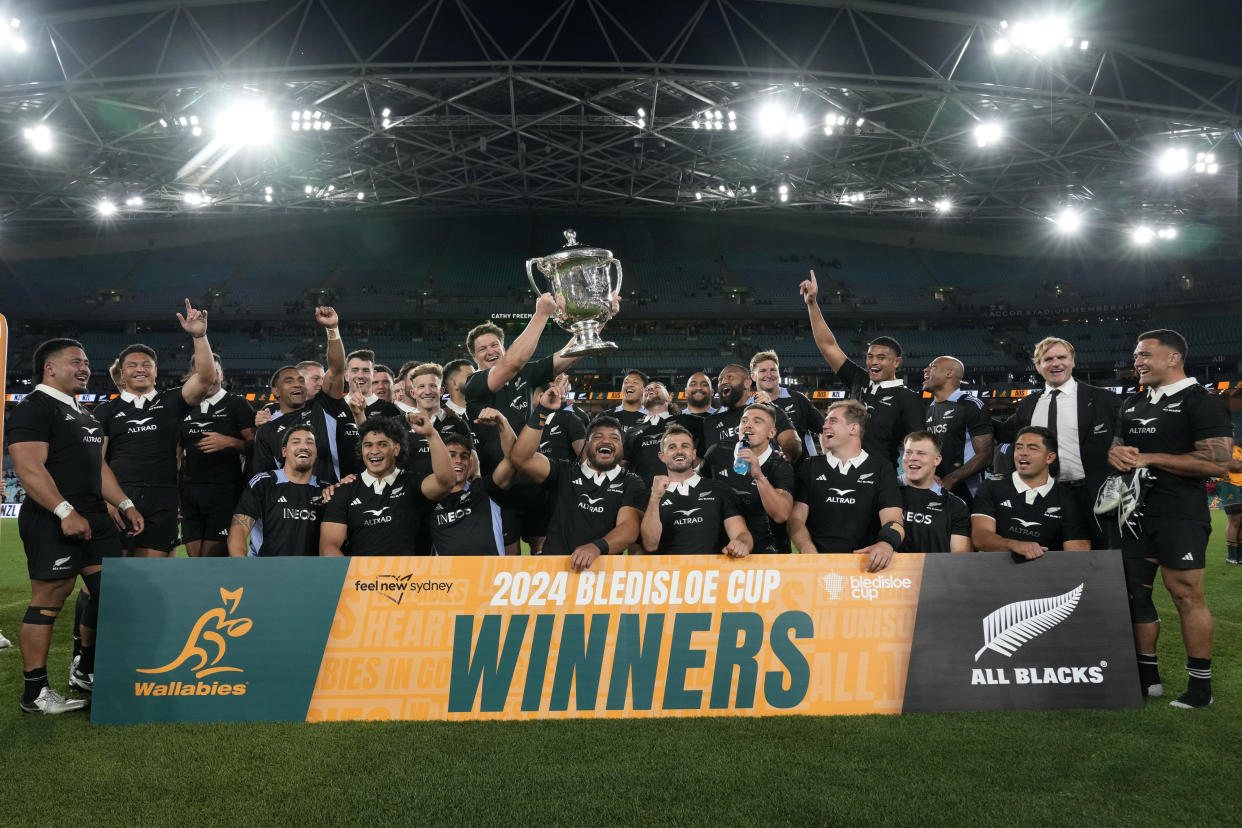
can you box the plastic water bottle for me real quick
[733,436,751,475]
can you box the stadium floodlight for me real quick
[786,113,806,140]
[750,185,757,194]
[1131,226,1155,245]
[1157,226,1178,239]
[183,192,205,206]
[1054,208,1081,233]
[757,104,787,137]
[304,185,313,194]
[695,192,702,200]
[356,191,364,200]
[96,200,117,217]
[191,125,202,137]
[1156,148,1189,175]
[214,100,275,146]
[264,194,273,202]
[974,122,1003,147]
[1193,152,1218,174]
[934,198,953,213]
[264,185,273,195]
[23,124,52,153]
[125,196,143,207]
[779,192,789,202]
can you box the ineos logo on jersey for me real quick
[905,511,936,525]
[281,507,316,520]
[928,423,949,435]
[436,507,472,525]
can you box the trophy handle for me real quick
[525,258,543,297]
[607,258,623,307]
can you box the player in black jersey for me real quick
[403,364,475,476]
[252,306,359,485]
[923,356,993,505]
[345,349,403,421]
[611,370,648,428]
[536,379,586,463]
[971,426,1090,559]
[624,382,705,487]
[228,426,323,557]
[749,350,825,459]
[442,359,475,421]
[703,364,800,461]
[699,404,796,554]
[899,431,971,554]
[320,414,454,556]
[684,372,717,416]
[510,399,647,571]
[800,271,925,467]
[372,364,395,403]
[429,419,518,556]
[640,425,751,557]
[789,400,904,569]
[7,338,145,713]
[1108,330,1236,708]
[179,353,255,557]
[93,299,215,556]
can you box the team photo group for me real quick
[5,269,1236,716]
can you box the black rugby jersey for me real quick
[926,390,992,479]
[180,390,254,487]
[539,410,587,463]
[465,355,556,473]
[767,388,826,458]
[835,360,926,466]
[365,397,404,420]
[622,413,706,486]
[1118,379,1233,522]
[971,473,1088,550]
[252,391,361,485]
[611,407,646,429]
[94,388,192,487]
[699,443,795,554]
[321,469,425,555]
[703,405,796,453]
[406,410,474,478]
[234,470,323,557]
[5,387,106,513]
[540,459,648,557]
[653,475,742,555]
[899,483,970,554]
[793,451,901,554]
[429,474,506,556]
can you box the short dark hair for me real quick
[442,433,473,452]
[33,338,84,379]
[346,349,375,364]
[118,343,157,364]
[373,363,393,378]
[869,336,903,357]
[587,414,624,440]
[466,322,504,356]
[1016,425,1056,453]
[443,358,473,386]
[270,365,300,388]
[397,359,421,383]
[660,424,695,449]
[1137,328,1188,359]
[903,430,943,452]
[357,416,408,458]
[281,424,316,448]
[623,369,649,385]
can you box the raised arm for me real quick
[504,407,553,484]
[407,412,455,499]
[316,305,346,400]
[487,293,558,392]
[799,270,848,373]
[177,298,214,405]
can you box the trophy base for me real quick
[562,321,619,358]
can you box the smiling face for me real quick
[361,430,401,477]
[410,372,442,414]
[621,373,645,403]
[447,442,476,488]
[901,437,941,487]
[46,346,92,395]
[585,425,623,471]
[751,359,780,395]
[347,357,373,396]
[686,372,713,409]
[1036,343,1075,388]
[281,429,318,473]
[820,406,860,454]
[738,408,775,447]
[865,344,901,383]
[1133,338,1180,388]
[716,366,750,408]
[272,368,307,409]
[121,351,157,394]
[301,364,325,397]
[659,432,697,474]
[1013,432,1055,481]
[922,357,957,393]
[643,382,670,411]
[471,333,505,370]
[372,370,393,401]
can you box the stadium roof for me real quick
[1,0,1239,248]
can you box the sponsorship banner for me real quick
[93,551,1138,725]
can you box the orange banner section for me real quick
[306,554,925,722]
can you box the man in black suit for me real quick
[993,336,1120,548]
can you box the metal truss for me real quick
[0,0,1238,242]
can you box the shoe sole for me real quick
[68,677,93,694]
[19,702,88,714]
[1144,684,1164,698]
[1169,697,1214,709]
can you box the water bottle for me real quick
[733,436,751,475]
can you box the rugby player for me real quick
[1220,445,1242,565]
[320,414,454,556]
[971,426,1089,558]
[228,426,323,557]
[749,350,824,458]
[346,349,402,419]
[788,400,904,570]
[683,372,717,416]
[393,359,421,410]
[800,271,925,467]
[509,395,647,570]
[536,378,586,463]
[93,299,215,557]
[371,364,395,402]
[703,364,800,461]
[624,382,705,487]
[1109,329,1235,708]
[899,431,971,554]
[179,352,255,557]
[923,356,993,505]
[404,364,475,477]
[699,403,795,554]
[7,338,144,712]
[429,412,518,556]
[442,359,475,419]
[640,425,751,557]
[612,370,648,428]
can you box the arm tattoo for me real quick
[1193,437,1234,465]
[230,514,256,532]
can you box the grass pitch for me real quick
[0,517,1239,827]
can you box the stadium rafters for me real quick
[0,0,1238,244]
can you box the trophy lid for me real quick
[539,228,613,264]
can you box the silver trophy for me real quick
[526,229,623,357]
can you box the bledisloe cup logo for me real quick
[134,587,252,697]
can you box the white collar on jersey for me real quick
[1011,471,1056,505]
[580,461,623,485]
[825,449,869,474]
[363,393,380,407]
[361,468,402,494]
[199,388,227,413]
[868,378,905,394]
[121,389,159,409]
[395,400,418,414]
[1147,376,1197,403]
[641,410,671,427]
[666,473,703,497]
[734,440,773,467]
[35,383,82,412]
[445,399,467,417]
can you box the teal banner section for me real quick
[93,558,348,724]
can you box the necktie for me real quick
[1046,389,1060,440]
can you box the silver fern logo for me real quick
[974,584,1084,661]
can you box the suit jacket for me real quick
[994,381,1121,491]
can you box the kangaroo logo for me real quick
[137,588,252,678]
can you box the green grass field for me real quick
[0,517,1239,827]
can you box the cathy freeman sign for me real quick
[92,552,1140,724]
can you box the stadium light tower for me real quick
[215,100,276,146]
[1156,148,1189,176]
[23,124,52,153]
[974,122,1003,147]
[1053,208,1081,233]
